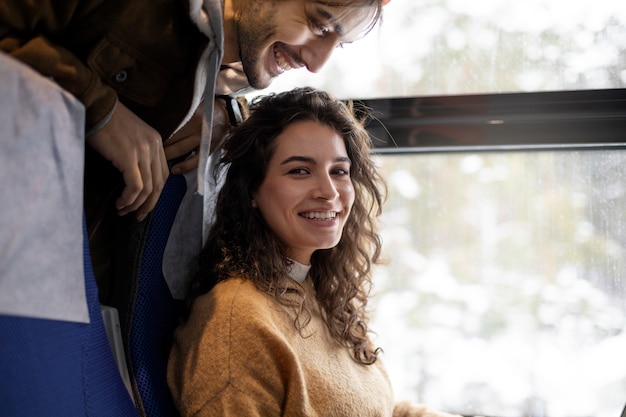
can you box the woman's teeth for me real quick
[300,211,337,220]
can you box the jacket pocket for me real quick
[87,36,169,107]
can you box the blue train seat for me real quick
[0,220,139,417]
[0,51,138,416]
[110,174,187,417]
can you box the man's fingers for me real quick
[164,133,200,160]
[171,152,199,175]
[135,147,169,221]
[116,162,144,215]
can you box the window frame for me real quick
[360,88,626,154]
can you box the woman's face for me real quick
[254,120,355,265]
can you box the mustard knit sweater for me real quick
[167,277,459,417]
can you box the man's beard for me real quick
[236,4,277,89]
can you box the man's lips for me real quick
[273,43,304,74]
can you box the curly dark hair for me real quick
[188,87,385,365]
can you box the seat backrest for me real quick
[111,174,187,417]
[0,51,138,416]
[0,220,139,417]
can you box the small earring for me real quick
[251,199,258,208]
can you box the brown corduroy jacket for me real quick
[0,0,208,139]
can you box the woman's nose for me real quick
[313,174,340,200]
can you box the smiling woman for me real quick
[167,87,459,417]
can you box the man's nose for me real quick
[303,37,337,73]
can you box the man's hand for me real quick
[164,98,230,174]
[86,102,169,221]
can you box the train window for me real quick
[370,149,626,417]
[361,90,626,417]
[256,0,626,98]
[250,1,626,416]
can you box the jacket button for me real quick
[114,70,128,83]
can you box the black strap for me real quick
[216,95,243,126]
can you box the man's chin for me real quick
[243,65,276,90]
[248,75,274,90]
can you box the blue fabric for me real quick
[0,220,138,416]
[129,174,186,417]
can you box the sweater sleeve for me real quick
[393,401,462,417]
[189,384,281,417]
[0,0,118,133]
[168,279,297,417]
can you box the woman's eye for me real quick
[289,168,310,175]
